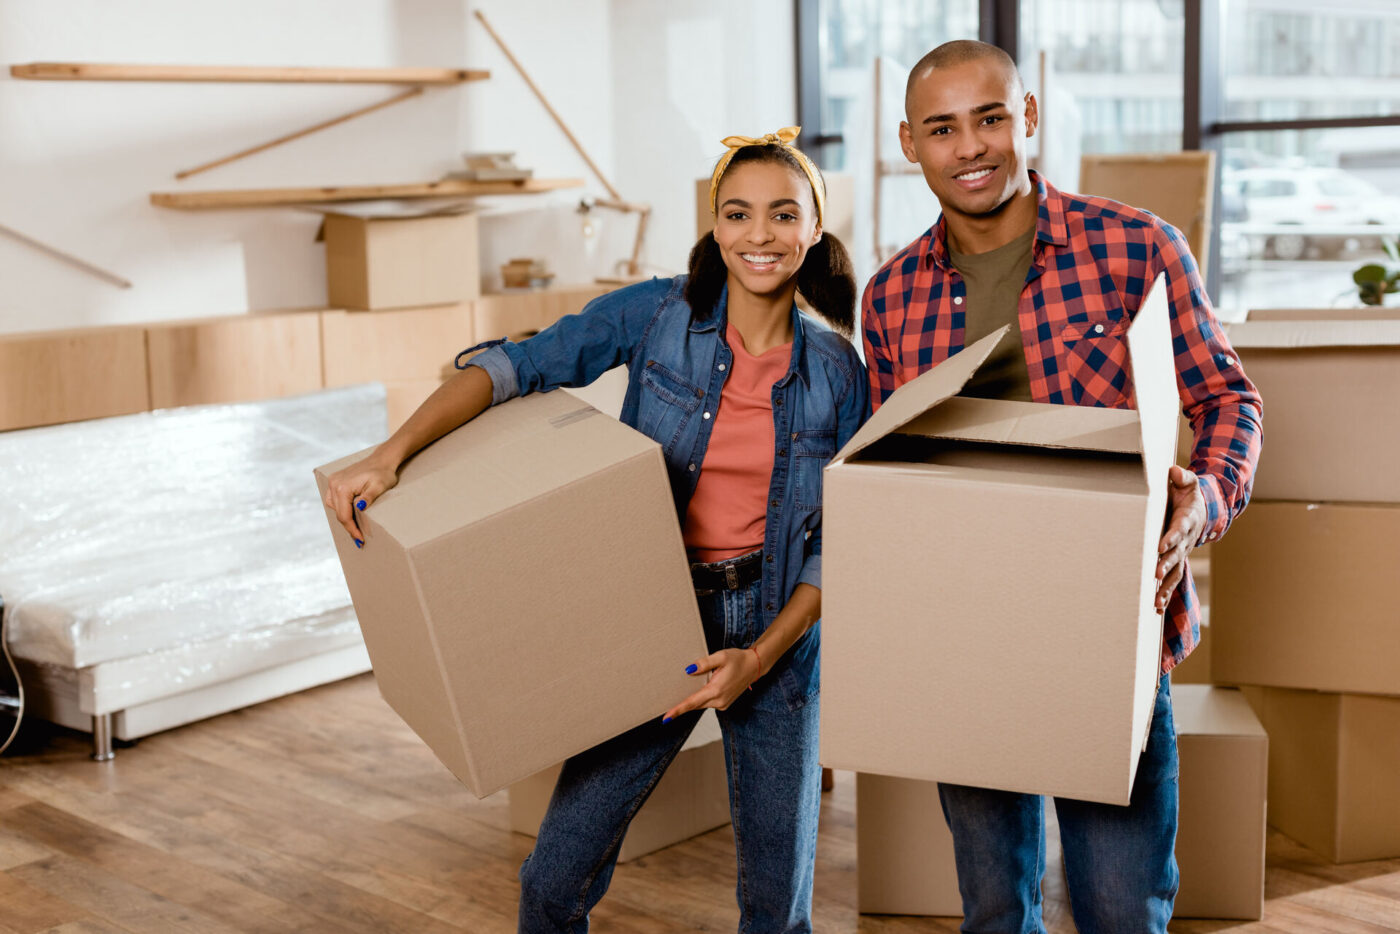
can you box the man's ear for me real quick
[1023,92,1039,138]
[899,120,917,162]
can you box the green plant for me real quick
[1353,236,1400,305]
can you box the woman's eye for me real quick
[725,211,747,221]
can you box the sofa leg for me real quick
[91,714,114,761]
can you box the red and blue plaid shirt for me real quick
[861,171,1262,673]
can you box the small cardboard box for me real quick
[1210,500,1400,696]
[314,390,708,797]
[1225,312,1400,503]
[855,773,961,917]
[320,203,481,311]
[821,276,1178,805]
[1172,685,1268,920]
[508,710,730,862]
[1244,686,1400,863]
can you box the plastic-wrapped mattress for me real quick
[0,384,386,680]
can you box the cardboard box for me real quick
[1225,314,1400,502]
[821,276,1179,805]
[1078,153,1214,281]
[1244,686,1400,863]
[1211,501,1400,696]
[322,204,481,310]
[146,310,323,409]
[1172,685,1268,920]
[855,773,961,917]
[508,710,729,862]
[0,325,149,430]
[314,390,708,797]
[473,284,612,342]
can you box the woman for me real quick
[324,126,867,933]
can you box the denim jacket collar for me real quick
[690,283,812,389]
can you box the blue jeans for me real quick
[518,577,822,933]
[937,674,1179,934]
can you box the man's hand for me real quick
[661,648,762,722]
[1155,465,1207,613]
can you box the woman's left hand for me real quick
[662,648,762,722]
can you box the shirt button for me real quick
[703,411,711,419]
[953,296,964,305]
[1207,531,1217,541]
[1094,323,1106,334]
[770,499,779,508]
[717,363,726,371]
[777,449,786,457]
[688,464,696,472]
[1223,355,1235,367]
[765,554,774,563]
[766,603,774,612]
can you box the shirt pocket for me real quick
[1060,317,1131,408]
[636,359,703,456]
[792,428,837,510]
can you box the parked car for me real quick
[1227,167,1400,261]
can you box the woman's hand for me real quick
[324,453,399,547]
[662,648,762,722]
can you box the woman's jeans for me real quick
[937,673,1180,934]
[518,576,821,934]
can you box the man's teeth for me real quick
[742,253,780,263]
[957,168,994,181]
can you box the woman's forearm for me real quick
[374,365,495,470]
[749,583,821,678]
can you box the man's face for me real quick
[900,58,1038,224]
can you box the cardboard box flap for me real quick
[1226,318,1400,350]
[831,325,1011,465]
[1248,307,1400,322]
[1125,275,1180,489]
[899,396,1145,455]
[1172,686,1267,738]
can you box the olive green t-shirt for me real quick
[949,226,1036,401]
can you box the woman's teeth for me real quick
[741,253,780,264]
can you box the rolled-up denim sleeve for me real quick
[468,346,520,405]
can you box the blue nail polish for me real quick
[685,664,698,674]
[355,539,363,548]
[662,716,672,724]
[356,499,367,511]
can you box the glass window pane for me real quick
[1019,0,1184,191]
[1224,0,1400,122]
[1221,127,1400,310]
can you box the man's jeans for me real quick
[938,673,1180,934]
[518,577,822,934]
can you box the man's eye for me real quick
[930,126,950,136]
[983,115,1003,125]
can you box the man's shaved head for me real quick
[905,40,1023,117]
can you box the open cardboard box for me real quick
[314,389,707,797]
[821,276,1178,805]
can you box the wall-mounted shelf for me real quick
[150,177,585,210]
[9,63,488,84]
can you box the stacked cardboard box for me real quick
[509,710,730,862]
[1211,308,1400,862]
[319,204,481,311]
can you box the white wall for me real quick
[0,0,794,335]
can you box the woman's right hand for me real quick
[324,452,399,547]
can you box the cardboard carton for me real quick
[821,276,1179,805]
[321,203,481,310]
[1172,685,1268,920]
[855,773,961,917]
[1244,686,1400,863]
[1210,501,1400,696]
[314,390,707,797]
[508,710,729,862]
[1225,314,1400,502]
[1078,153,1214,281]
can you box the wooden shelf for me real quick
[9,63,488,85]
[150,177,586,210]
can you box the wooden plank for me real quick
[9,63,488,84]
[0,326,150,431]
[145,311,323,409]
[0,869,92,933]
[473,284,612,342]
[150,177,585,210]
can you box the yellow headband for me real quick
[709,125,825,227]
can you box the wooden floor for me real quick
[1,674,1397,934]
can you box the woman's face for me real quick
[713,160,822,302]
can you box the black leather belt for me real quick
[690,550,763,593]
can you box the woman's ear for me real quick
[810,223,824,246]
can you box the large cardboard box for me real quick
[821,276,1179,806]
[1225,314,1400,502]
[314,390,707,797]
[508,710,730,862]
[1172,685,1268,920]
[1244,686,1400,863]
[322,204,481,310]
[855,773,961,917]
[1210,501,1400,696]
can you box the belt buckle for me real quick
[725,564,739,589]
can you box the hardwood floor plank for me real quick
[0,869,92,933]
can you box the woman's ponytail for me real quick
[796,232,856,338]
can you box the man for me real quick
[861,40,1262,933]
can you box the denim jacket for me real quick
[466,275,868,706]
